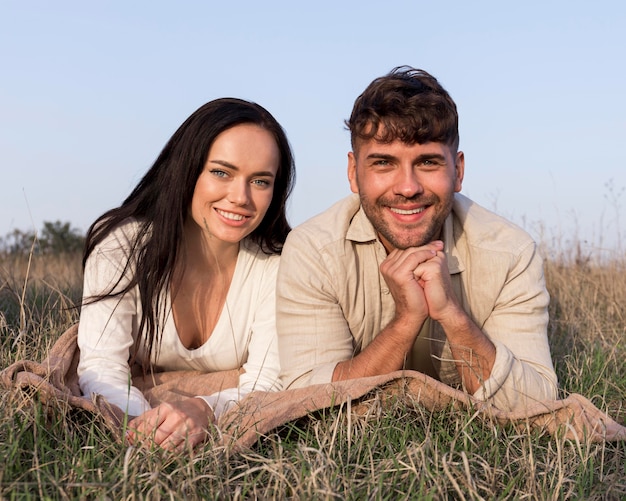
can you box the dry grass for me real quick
[0,246,624,499]
[0,251,81,363]
[544,251,626,423]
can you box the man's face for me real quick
[348,137,464,252]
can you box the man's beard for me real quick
[360,193,452,250]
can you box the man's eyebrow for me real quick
[416,153,447,162]
[365,152,447,162]
[365,153,397,161]
[209,159,275,177]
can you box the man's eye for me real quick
[420,159,441,168]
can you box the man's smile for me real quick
[388,206,426,215]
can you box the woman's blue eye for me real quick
[210,169,227,177]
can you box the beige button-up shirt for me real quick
[277,193,558,410]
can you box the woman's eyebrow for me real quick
[209,159,275,177]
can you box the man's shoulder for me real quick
[285,194,361,252]
[453,193,535,254]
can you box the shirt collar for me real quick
[346,203,379,243]
[442,211,463,274]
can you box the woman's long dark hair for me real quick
[82,98,295,359]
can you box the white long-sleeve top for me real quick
[77,221,282,420]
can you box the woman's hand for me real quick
[126,397,215,451]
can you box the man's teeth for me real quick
[217,209,245,221]
[390,207,425,215]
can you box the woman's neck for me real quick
[171,220,240,350]
[181,219,240,276]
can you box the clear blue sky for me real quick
[2,1,625,252]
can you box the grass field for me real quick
[0,245,624,499]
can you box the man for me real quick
[277,66,557,410]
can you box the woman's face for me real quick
[189,123,280,246]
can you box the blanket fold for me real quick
[2,324,625,451]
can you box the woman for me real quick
[77,98,294,450]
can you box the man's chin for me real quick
[395,240,429,250]
[380,232,431,251]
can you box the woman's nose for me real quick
[228,179,251,206]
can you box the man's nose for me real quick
[394,167,423,198]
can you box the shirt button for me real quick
[381,288,390,294]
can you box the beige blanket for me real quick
[2,324,625,451]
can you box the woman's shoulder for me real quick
[228,240,280,300]
[83,219,147,289]
[239,239,281,271]
[94,218,147,252]
[87,219,151,271]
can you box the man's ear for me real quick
[347,152,359,194]
[454,151,465,193]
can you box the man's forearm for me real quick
[439,307,496,394]
[332,316,424,381]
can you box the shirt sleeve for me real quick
[199,252,283,420]
[77,238,152,418]
[276,228,355,389]
[470,241,558,409]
